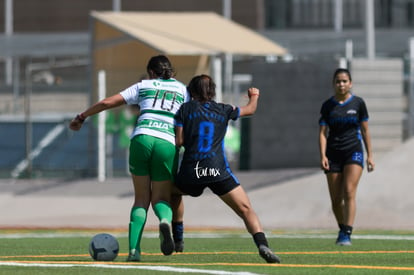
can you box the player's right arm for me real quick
[69,94,126,131]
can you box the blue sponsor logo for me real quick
[191,151,217,161]
[329,116,358,125]
[352,152,363,163]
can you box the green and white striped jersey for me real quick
[120,78,189,145]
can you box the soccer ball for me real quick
[88,233,119,261]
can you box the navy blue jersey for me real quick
[174,100,239,184]
[319,95,369,151]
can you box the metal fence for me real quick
[0,56,97,178]
[1,51,414,178]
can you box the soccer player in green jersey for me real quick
[69,55,189,261]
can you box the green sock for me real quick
[153,201,172,223]
[129,207,147,254]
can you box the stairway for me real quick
[350,58,404,157]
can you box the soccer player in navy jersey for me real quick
[172,74,281,263]
[319,68,375,246]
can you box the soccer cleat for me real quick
[336,231,352,246]
[159,221,175,255]
[174,240,184,253]
[126,249,141,262]
[258,245,281,263]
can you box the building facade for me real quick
[1,0,414,32]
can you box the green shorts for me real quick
[129,135,178,181]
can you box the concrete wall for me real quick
[235,59,337,169]
[0,0,262,32]
[235,58,406,169]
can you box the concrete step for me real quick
[372,137,403,153]
[364,97,405,111]
[352,84,403,97]
[370,124,403,138]
[369,111,405,123]
[351,58,404,86]
[351,58,403,70]
[351,71,403,82]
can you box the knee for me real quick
[152,192,172,205]
[237,203,254,218]
[343,189,356,201]
[330,196,343,209]
[343,184,357,201]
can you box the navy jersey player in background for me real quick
[172,74,281,263]
[319,68,375,246]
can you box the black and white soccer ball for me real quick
[88,233,119,261]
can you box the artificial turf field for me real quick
[0,229,413,274]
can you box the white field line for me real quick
[0,262,261,275]
[1,232,414,241]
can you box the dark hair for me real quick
[333,68,352,82]
[147,55,175,79]
[187,74,216,102]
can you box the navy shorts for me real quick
[175,176,240,197]
[326,145,364,173]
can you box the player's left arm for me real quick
[360,120,375,172]
[239,87,259,117]
[319,125,330,171]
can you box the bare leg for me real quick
[326,172,345,225]
[219,185,262,234]
[219,185,280,263]
[151,180,172,206]
[131,174,151,208]
[171,186,184,223]
[342,164,363,226]
[327,165,362,246]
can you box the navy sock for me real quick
[253,232,269,248]
[172,222,183,242]
[343,225,353,235]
